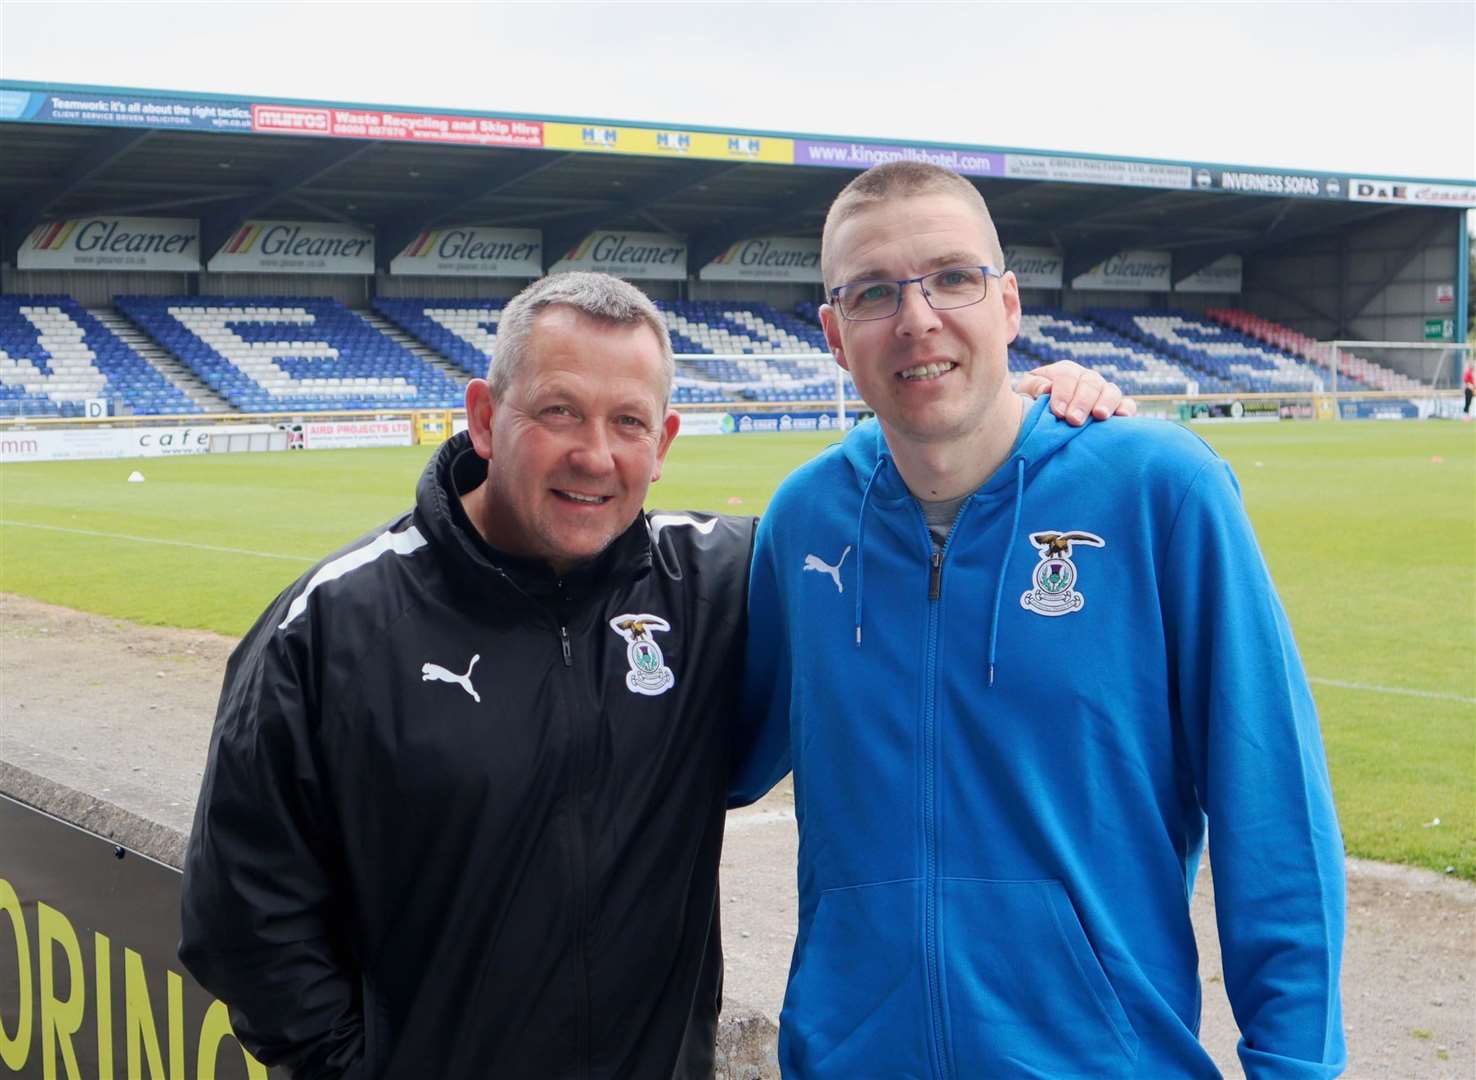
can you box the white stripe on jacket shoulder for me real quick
[279,526,428,630]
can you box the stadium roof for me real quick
[3,80,1473,284]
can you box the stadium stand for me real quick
[0,295,199,417]
[5,289,1398,421]
[371,298,503,379]
[662,301,846,404]
[1012,309,1197,396]
[1090,309,1328,394]
[1205,308,1421,391]
[372,296,850,405]
[115,297,463,413]
[661,300,827,355]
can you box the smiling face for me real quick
[821,191,1021,451]
[464,304,679,574]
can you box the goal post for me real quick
[672,351,856,422]
[1315,340,1473,419]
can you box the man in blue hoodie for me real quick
[731,162,1347,1078]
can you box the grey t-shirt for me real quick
[919,494,969,548]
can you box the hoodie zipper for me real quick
[918,500,970,1080]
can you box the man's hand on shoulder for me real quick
[1018,361,1138,426]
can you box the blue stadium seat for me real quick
[115,296,463,413]
[0,294,200,417]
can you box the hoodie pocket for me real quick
[780,880,933,1080]
[940,878,1138,1076]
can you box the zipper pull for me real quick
[929,549,943,601]
[559,625,572,667]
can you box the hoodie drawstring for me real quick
[985,458,1026,687]
[853,456,886,646]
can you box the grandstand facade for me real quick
[1,79,1471,423]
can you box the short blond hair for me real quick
[820,162,1005,287]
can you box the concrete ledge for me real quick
[0,759,187,868]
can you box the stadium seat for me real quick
[1089,308,1327,394]
[372,297,505,379]
[0,294,199,417]
[115,296,463,414]
[1012,309,1199,396]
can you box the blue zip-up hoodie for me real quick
[731,399,1346,1079]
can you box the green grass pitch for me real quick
[2,420,1473,878]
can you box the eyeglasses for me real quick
[829,265,1002,322]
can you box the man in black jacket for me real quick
[180,271,1124,1078]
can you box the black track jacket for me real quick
[180,433,755,1079]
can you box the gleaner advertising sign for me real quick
[1175,254,1243,293]
[390,227,542,278]
[19,216,199,271]
[207,220,374,274]
[1003,245,1064,290]
[699,237,822,282]
[549,231,687,280]
[1072,250,1173,292]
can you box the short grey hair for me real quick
[490,272,674,402]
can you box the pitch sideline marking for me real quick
[1307,677,1474,707]
[0,519,314,563]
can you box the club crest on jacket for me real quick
[609,614,676,696]
[1020,530,1105,617]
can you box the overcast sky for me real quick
[2,1,1473,180]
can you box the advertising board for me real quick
[722,411,856,434]
[0,795,268,1079]
[1071,250,1172,291]
[1174,254,1243,294]
[543,122,791,163]
[0,87,252,132]
[390,227,542,278]
[1348,180,1476,208]
[19,216,199,272]
[295,418,414,450]
[1005,155,1192,190]
[698,237,822,283]
[793,139,1003,177]
[207,220,374,275]
[251,103,542,147]
[548,231,687,280]
[1003,245,1064,289]
[1195,169,1343,199]
[0,424,282,463]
